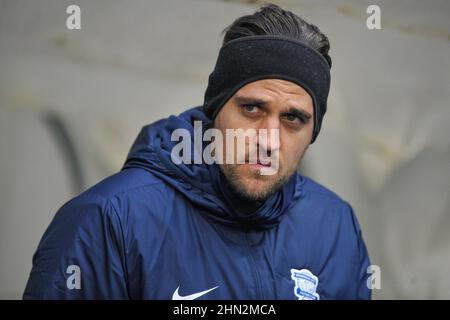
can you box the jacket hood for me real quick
[123,106,300,229]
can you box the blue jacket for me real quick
[23,107,371,300]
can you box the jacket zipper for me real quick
[245,232,264,299]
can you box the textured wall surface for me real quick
[1,0,449,299]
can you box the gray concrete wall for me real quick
[1,0,449,299]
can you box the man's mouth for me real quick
[257,159,271,167]
[243,159,272,168]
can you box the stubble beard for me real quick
[218,163,295,201]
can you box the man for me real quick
[24,4,371,300]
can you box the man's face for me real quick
[214,79,314,201]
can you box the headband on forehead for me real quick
[203,35,331,143]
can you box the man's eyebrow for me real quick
[233,95,268,106]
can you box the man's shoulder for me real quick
[82,167,168,201]
[297,173,348,207]
[58,168,173,222]
[293,173,361,234]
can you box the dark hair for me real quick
[222,4,332,67]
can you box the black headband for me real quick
[203,35,331,143]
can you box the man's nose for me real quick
[257,117,281,153]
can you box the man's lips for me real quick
[243,160,272,167]
[257,160,271,167]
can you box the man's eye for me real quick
[285,114,298,122]
[242,104,259,113]
[283,113,307,125]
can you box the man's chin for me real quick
[239,186,276,201]
[219,161,292,200]
[224,165,285,201]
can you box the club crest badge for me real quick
[290,268,320,300]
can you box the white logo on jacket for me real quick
[172,286,218,300]
[290,268,319,300]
